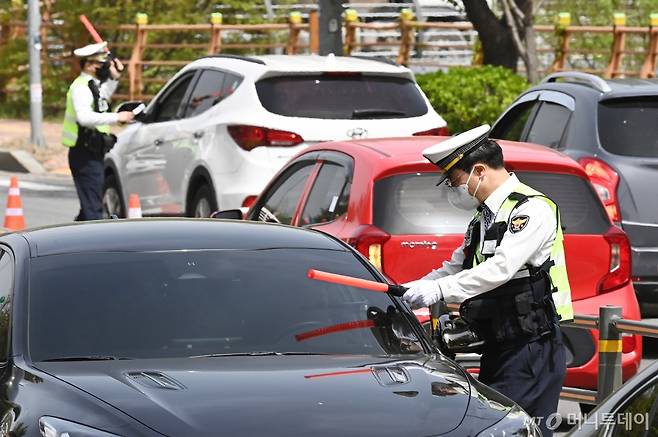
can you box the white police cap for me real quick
[422,124,491,173]
[73,42,108,61]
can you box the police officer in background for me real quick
[62,42,134,221]
[403,124,574,437]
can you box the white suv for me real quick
[104,54,446,217]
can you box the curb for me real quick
[0,149,46,175]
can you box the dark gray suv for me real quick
[491,72,658,316]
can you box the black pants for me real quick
[68,145,104,221]
[479,328,566,437]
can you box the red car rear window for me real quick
[373,171,609,235]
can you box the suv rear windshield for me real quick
[256,75,428,119]
[29,249,423,362]
[598,97,658,157]
[373,171,609,235]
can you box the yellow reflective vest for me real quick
[62,75,110,147]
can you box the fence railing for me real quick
[1,12,658,101]
[0,13,319,101]
[120,16,317,100]
[342,16,658,78]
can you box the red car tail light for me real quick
[345,225,391,271]
[598,226,632,294]
[228,125,304,151]
[242,195,257,209]
[578,157,621,223]
[622,334,635,354]
[413,126,449,136]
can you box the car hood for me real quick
[36,355,511,437]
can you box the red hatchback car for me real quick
[239,137,641,392]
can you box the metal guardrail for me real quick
[566,306,658,405]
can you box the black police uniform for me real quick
[460,195,566,437]
[69,80,116,221]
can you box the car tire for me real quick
[103,173,125,218]
[189,184,218,218]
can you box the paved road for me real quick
[0,171,79,228]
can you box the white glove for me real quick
[402,280,443,310]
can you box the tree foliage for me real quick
[416,66,528,133]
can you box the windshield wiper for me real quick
[351,109,406,119]
[40,355,133,362]
[189,351,329,358]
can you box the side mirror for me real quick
[115,101,144,113]
[210,209,244,220]
[116,101,148,123]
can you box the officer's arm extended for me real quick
[72,82,120,127]
[439,199,557,304]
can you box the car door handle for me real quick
[193,131,204,139]
[154,138,163,147]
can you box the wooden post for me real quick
[0,20,9,46]
[287,12,302,55]
[129,13,148,100]
[396,9,414,66]
[209,13,222,54]
[309,10,319,55]
[343,9,358,56]
[550,12,571,72]
[604,13,626,79]
[640,13,658,78]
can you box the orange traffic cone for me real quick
[127,193,143,218]
[4,176,25,231]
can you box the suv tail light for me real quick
[598,225,632,294]
[345,225,391,271]
[228,125,304,151]
[578,157,621,223]
[413,126,449,136]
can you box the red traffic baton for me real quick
[79,15,107,48]
[79,15,117,61]
[307,269,407,297]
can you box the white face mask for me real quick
[447,167,481,211]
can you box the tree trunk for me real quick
[462,0,519,70]
[519,0,539,82]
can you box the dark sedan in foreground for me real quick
[0,219,538,436]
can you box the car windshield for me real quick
[28,249,424,362]
[255,74,428,119]
[598,97,658,157]
[374,171,609,235]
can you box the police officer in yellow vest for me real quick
[62,42,134,221]
[403,124,573,437]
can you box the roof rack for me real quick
[197,54,266,65]
[349,55,399,67]
[541,71,611,93]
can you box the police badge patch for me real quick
[510,215,529,233]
